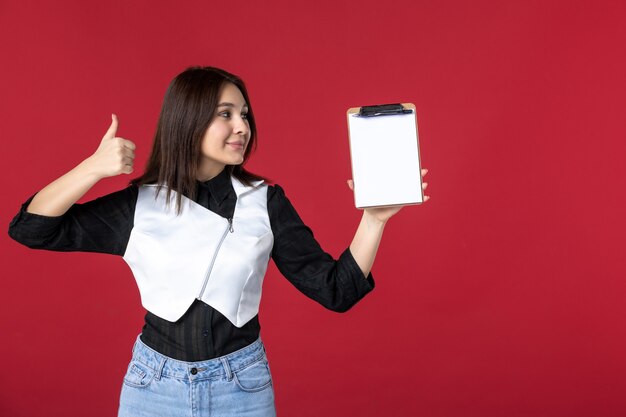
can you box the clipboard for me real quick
[346,103,423,209]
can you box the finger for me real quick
[424,195,430,202]
[121,157,134,173]
[103,114,119,140]
[422,182,428,190]
[346,179,354,191]
[121,146,135,157]
[122,148,136,159]
[421,168,428,177]
[123,139,136,151]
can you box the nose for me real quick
[234,115,249,137]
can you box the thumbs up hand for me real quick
[86,114,137,179]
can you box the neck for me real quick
[196,164,226,182]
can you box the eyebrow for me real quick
[217,102,248,109]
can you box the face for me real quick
[198,82,251,181]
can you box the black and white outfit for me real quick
[9,167,375,415]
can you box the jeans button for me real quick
[190,367,198,375]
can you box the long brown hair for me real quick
[132,66,265,213]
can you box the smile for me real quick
[227,142,245,150]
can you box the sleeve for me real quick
[7,185,138,256]
[268,184,375,312]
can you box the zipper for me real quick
[198,218,234,299]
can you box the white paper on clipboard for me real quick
[347,103,423,208]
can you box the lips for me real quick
[227,141,245,150]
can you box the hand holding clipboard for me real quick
[347,103,428,215]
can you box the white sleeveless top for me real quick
[122,177,274,326]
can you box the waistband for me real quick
[129,334,267,381]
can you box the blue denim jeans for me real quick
[118,335,276,417]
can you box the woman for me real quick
[8,66,429,416]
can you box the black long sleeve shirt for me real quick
[8,169,375,361]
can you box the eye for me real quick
[219,111,231,119]
[241,113,249,120]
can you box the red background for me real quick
[1,1,625,416]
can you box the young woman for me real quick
[9,66,429,416]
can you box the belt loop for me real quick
[220,357,233,381]
[155,357,166,381]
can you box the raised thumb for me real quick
[103,113,119,140]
